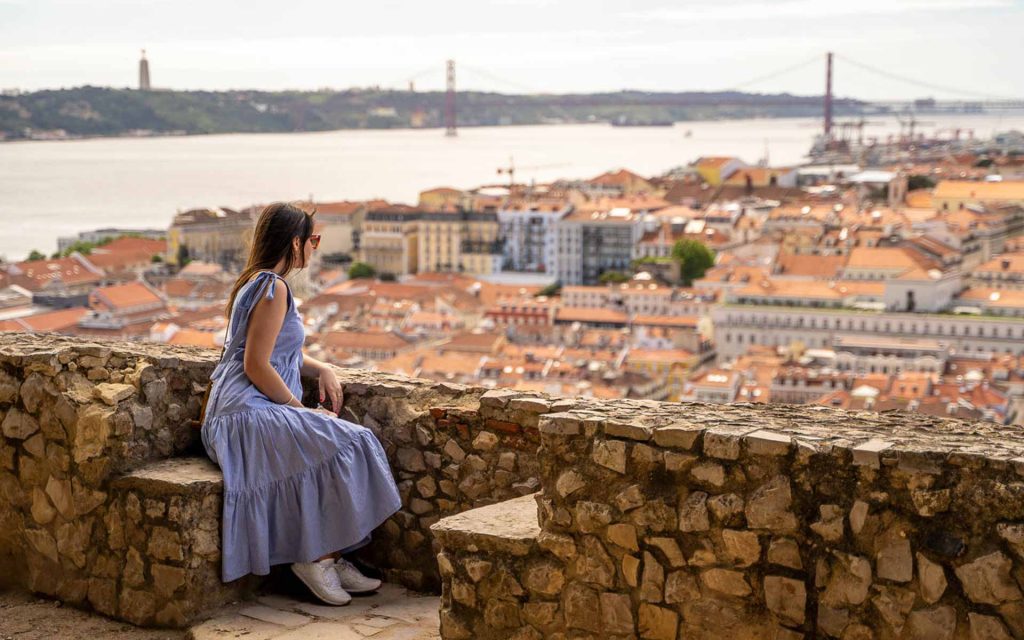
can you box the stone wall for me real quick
[435,400,1024,640]
[0,333,552,625]
[0,334,245,625]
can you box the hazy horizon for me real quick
[1,0,1023,100]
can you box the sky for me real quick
[1,0,1022,100]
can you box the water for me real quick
[2,114,1023,261]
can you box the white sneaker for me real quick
[334,558,382,594]
[291,558,352,605]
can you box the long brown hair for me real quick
[225,202,314,317]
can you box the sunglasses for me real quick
[309,234,321,249]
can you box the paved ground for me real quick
[188,584,440,640]
[0,584,440,640]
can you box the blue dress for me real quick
[201,271,401,583]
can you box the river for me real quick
[1,113,1023,261]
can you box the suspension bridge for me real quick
[390,53,1024,138]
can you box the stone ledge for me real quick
[431,494,541,557]
[110,458,223,497]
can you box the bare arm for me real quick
[243,279,305,408]
[300,351,344,415]
[300,352,328,377]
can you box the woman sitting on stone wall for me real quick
[200,202,401,605]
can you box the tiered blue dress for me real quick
[201,271,400,582]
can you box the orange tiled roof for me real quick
[90,282,164,311]
[555,307,629,324]
[975,253,1024,275]
[7,256,103,290]
[0,306,90,332]
[934,180,1024,201]
[775,253,848,278]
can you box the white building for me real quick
[497,200,572,274]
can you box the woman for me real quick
[201,202,401,606]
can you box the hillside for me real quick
[0,86,862,140]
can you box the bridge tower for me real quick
[824,51,833,142]
[445,60,457,137]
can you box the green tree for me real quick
[598,270,630,285]
[672,239,716,285]
[536,281,562,297]
[26,249,46,261]
[176,244,191,267]
[151,254,164,263]
[348,262,377,279]
[907,175,936,191]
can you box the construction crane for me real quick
[496,157,569,189]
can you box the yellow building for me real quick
[693,156,745,187]
[300,201,369,258]
[418,210,503,275]
[167,207,255,269]
[359,206,420,277]
[418,187,465,212]
[933,180,1024,211]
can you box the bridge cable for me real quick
[722,55,822,92]
[835,54,1017,101]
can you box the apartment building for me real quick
[554,207,646,285]
[418,210,502,275]
[360,206,420,277]
[497,199,572,274]
[167,207,255,269]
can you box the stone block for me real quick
[700,568,751,597]
[916,552,947,604]
[905,606,956,640]
[722,529,761,567]
[652,425,702,449]
[2,407,40,440]
[691,462,726,488]
[871,585,915,633]
[849,500,869,535]
[601,592,635,636]
[764,575,806,625]
[876,535,913,583]
[745,475,797,532]
[641,551,665,602]
[955,552,1022,605]
[704,432,741,460]
[851,439,893,468]
[605,421,653,441]
[563,582,601,633]
[767,537,802,570]
[679,491,710,532]
[592,440,627,474]
[607,523,639,551]
[810,504,844,543]
[822,552,872,607]
[648,537,686,568]
[745,429,792,456]
[664,571,699,604]
[968,613,1014,640]
[638,603,678,640]
[94,382,135,406]
[555,470,586,498]
[523,561,564,597]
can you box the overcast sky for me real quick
[1,0,1022,99]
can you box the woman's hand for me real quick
[317,365,344,416]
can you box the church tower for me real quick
[139,49,151,91]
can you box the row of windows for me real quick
[723,315,1024,338]
[722,331,1024,356]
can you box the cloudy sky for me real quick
[1,0,1022,99]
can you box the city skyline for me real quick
[1,0,1023,99]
